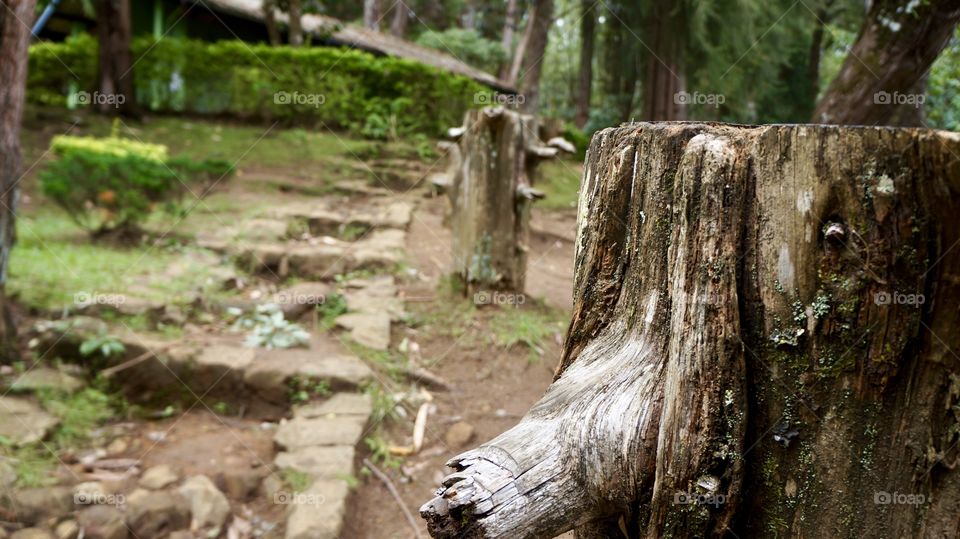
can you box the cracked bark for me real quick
[422,123,960,538]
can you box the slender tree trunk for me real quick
[263,0,280,45]
[364,0,381,31]
[461,0,478,30]
[498,0,519,81]
[640,1,686,120]
[422,122,960,538]
[0,0,36,364]
[812,0,960,126]
[574,0,595,128]
[390,0,408,38]
[508,0,553,114]
[287,0,303,46]
[94,0,139,117]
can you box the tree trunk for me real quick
[95,0,138,117]
[263,0,280,45]
[812,0,960,126]
[447,107,565,295]
[574,0,595,128]
[640,1,686,121]
[498,0,519,81]
[287,0,303,46]
[390,0,408,38]
[508,0,553,114]
[0,0,36,363]
[363,0,381,31]
[422,122,960,538]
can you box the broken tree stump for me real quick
[447,106,569,294]
[421,123,960,538]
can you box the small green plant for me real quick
[79,334,126,359]
[316,293,348,331]
[491,309,562,362]
[288,376,331,404]
[279,468,312,493]
[228,304,310,349]
[364,435,402,469]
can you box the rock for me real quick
[124,488,190,538]
[76,505,127,539]
[7,486,74,525]
[292,393,372,419]
[244,351,372,403]
[0,457,16,489]
[10,529,55,539]
[284,479,349,539]
[286,244,348,278]
[335,312,391,351]
[105,438,128,456]
[444,422,475,448]
[218,468,263,501]
[188,345,255,394]
[274,446,355,480]
[351,230,405,269]
[8,368,85,393]
[178,475,231,530]
[274,416,367,451]
[54,519,79,539]
[139,464,179,490]
[0,396,60,446]
[273,282,331,319]
[72,482,108,505]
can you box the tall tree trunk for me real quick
[422,122,960,538]
[94,0,138,117]
[363,0,381,31]
[287,0,303,46]
[574,0,595,128]
[498,0,519,81]
[390,0,408,38]
[812,0,960,126]
[640,1,686,121]
[263,0,280,45]
[508,0,553,114]
[0,0,36,364]
[461,0,478,30]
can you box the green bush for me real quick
[415,28,507,74]
[39,134,231,236]
[28,37,492,138]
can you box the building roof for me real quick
[193,0,515,93]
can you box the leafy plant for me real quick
[288,376,331,403]
[316,293,348,331]
[79,334,126,359]
[229,304,311,349]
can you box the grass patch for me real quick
[490,307,565,362]
[316,293,348,331]
[279,468,313,493]
[537,158,583,210]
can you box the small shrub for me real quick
[415,28,506,74]
[228,304,311,349]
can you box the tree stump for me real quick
[448,107,566,294]
[421,123,960,538]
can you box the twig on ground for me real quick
[363,458,424,539]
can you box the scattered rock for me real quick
[10,529,55,539]
[77,505,127,539]
[0,396,60,446]
[124,488,190,538]
[139,464,179,490]
[178,475,231,531]
[7,486,74,525]
[218,468,264,501]
[105,438,128,456]
[335,312,391,351]
[72,482,108,505]
[292,393,372,419]
[284,479,349,539]
[244,351,372,403]
[273,282,331,319]
[53,519,79,539]
[0,457,16,489]
[274,416,367,451]
[444,422,475,448]
[8,368,85,393]
[274,446,355,480]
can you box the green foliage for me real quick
[316,293,348,331]
[279,468,313,493]
[229,304,311,349]
[490,308,564,362]
[415,28,507,73]
[79,334,126,359]
[288,376,331,403]
[537,159,583,210]
[927,28,960,131]
[28,37,489,138]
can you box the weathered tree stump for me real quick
[421,123,960,538]
[447,107,567,294]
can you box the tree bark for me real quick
[498,0,519,81]
[446,107,566,295]
[508,0,553,114]
[812,0,960,126]
[363,0,381,31]
[0,0,35,363]
[390,0,409,38]
[640,0,686,121]
[422,122,960,538]
[287,0,303,46]
[263,0,281,45]
[574,0,595,128]
[94,0,139,117]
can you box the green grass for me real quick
[279,468,313,493]
[537,158,583,210]
[490,307,565,362]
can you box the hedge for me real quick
[28,34,492,137]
